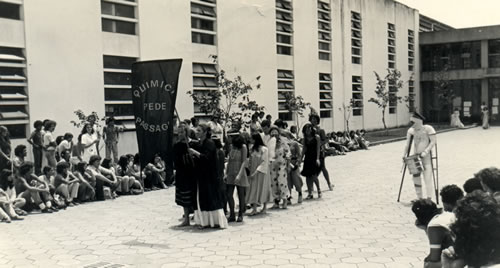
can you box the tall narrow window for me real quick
[319,73,332,118]
[191,0,217,45]
[388,23,396,69]
[408,80,415,112]
[352,76,363,116]
[192,62,218,118]
[318,1,331,61]
[0,46,29,138]
[103,55,137,130]
[408,29,415,71]
[101,0,137,35]
[276,0,293,55]
[278,70,294,121]
[388,80,397,114]
[351,12,362,64]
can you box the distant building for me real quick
[420,25,500,124]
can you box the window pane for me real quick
[115,21,136,35]
[4,124,26,139]
[104,72,131,85]
[191,18,214,31]
[105,88,132,101]
[102,19,114,32]
[320,110,332,118]
[0,2,20,20]
[192,32,215,45]
[319,52,330,60]
[101,2,114,16]
[105,104,134,117]
[277,45,292,55]
[277,34,291,44]
[103,55,136,69]
[115,4,135,18]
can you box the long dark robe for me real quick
[193,138,224,211]
[174,142,197,208]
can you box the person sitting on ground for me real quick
[462,177,483,195]
[15,162,53,212]
[130,154,147,190]
[12,145,27,174]
[86,155,119,201]
[101,157,130,195]
[99,158,122,199]
[474,167,500,202]
[145,154,168,190]
[355,130,369,150]
[328,133,348,154]
[0,170,25,222]
[442,191,500,268]
[38,166,65,209]
[117,155,143,195]
[54,161,80,206]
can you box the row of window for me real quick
[351,12,362,64]
[318,1,331,61]
[319,73,332,118]
[101,0,137,35]
[192,62,218,116]
[0,46,29,138]
[388,23,396,69]
[351,76,363,116]
[277,69,294,121]
[276,0,293,55]
[191,0,217,45]
[408,30,415,71]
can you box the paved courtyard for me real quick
[1,127,499,268]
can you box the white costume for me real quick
[406,125,436,200]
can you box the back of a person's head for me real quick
[463,178,483,194]
[56,161,70,174]
[475,167,500,192]
[14,144,26,157]
[231,134,244,149]
[75,162,87,173]
[440,184,464,208]
[34,120,43,129]
[89,155,101,166]
[261,119,271,128]
[451,190,500,267]
[213,138,223,149]
[411,198,439,227]
[55,135,64,145]
[274,119,284,129]
[101,158,112,169]
[118,155,129,169]
[64,132,73,140]
[42,166,52,175]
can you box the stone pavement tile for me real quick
[341,257,367,264]
[358,263,386,268]
[367,257,394,263]
[237,259,263,266]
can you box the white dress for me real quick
[81,133,97,162]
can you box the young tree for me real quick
[368,69,405,130]
[281,92,310,133]
[338,99,355,132]
[187,56,263,132]
[434,65,453,124]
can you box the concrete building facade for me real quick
[0,0,420,155]
[420,25,500,124]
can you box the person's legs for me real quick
[423,164,434,200]
[179,207,190,226]
[33,148,43,176]
[120,176,130,193]
[21,190,47,211]
[320,157,332,190]
[236,186,246,221]
[56,184,71,203]
[105,142,112,160]
[226,184,236,221]
[0,205,10,222]
[46,151,57,168]
[306,176,314,198]
[313,175,321,198]
[69,182,80,201]
[412,174,423,199]
[112,142,119,164]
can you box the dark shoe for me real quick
[228,215,236,222]
[49,207,59,212]
[287,198,292,205]
[236,216,243,222]
[305,194,313,200]
[41,208,53,213]
[66,202,74,207]
[318,192,322,198]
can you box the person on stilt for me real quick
[403,112,437,201]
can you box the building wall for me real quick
[1,0,420,157]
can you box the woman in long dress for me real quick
[189,123,228,229]
[173,124,197,227]
[301,123,322,199]
[269,126,290,209]
[482,107,490,129]
[81,123,99,163]
[246,133,273,215]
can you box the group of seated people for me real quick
[0,145,171,223]
[324,130,369,156]
[412,167,500,268]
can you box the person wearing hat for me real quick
[402,112,437,201]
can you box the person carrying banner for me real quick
[402,112,437,201]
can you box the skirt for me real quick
[246,171,273,205]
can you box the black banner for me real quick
[131,59,182,171]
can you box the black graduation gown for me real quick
[193,139,224,211]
